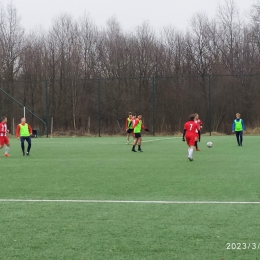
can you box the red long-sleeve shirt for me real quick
[125,117,132,129]
[195,119,203,128]
[16,123,33,137]
[133,119,146,130]
[0,122,8,136]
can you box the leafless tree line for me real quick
[1,0,260,134]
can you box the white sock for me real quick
[189,148,193,158]
[188,148,190,157]
[5,146,9,154]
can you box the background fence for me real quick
[0,75,260,136]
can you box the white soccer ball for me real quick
[207,141,213,148]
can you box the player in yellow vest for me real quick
[16,117,33,156]
[232,113,245,146]
[132,114,149,152]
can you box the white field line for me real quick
[31,137,178,145]
[91,137,177,145]
[30,136,177,145]
[97,137,178,145]
[0,199,259,204]
[142,137,178,143]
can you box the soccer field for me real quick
[1,136,260,260]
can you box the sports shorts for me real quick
[127,129,134,134]
[0,136,9,146]
[134,133,141,138]
[186,134,196,146]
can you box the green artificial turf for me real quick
[0,135,260,259]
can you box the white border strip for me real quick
[142,137,177,143]
[0,199,259,204]
[36,137,179,144]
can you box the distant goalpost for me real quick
[0,83,49,137]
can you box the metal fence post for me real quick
[152,76,155,136]
[45,80,49,137]
[208,75,212,136]
[98,78,101,137]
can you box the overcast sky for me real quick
[0,0,256,33]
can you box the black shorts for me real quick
[134,133,141,138]
[127,129,134,134]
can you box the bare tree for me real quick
[0,3,25,122]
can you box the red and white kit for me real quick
[195,119,203,128]
[194,119,203,138]
[0,122,9,146]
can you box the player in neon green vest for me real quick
[16,117,33,155]
[132,114,149,152]
[232,113,245,146]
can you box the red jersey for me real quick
[195,119,203,128]
[0,122,8,136]
[133,119,146,130]
[184,121,200,136]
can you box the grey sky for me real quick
[0,0,256,32]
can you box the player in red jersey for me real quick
[0,116,10,157]
[194,113,203,151]
[125,112,133,144]
[131,114,136,129]
[182,114,200,161]
[131,114,136,137]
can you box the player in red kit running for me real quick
[182,114,200,161]
[194,113,203,151]
[0,116,10,156]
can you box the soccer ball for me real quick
[207,141,213,148]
